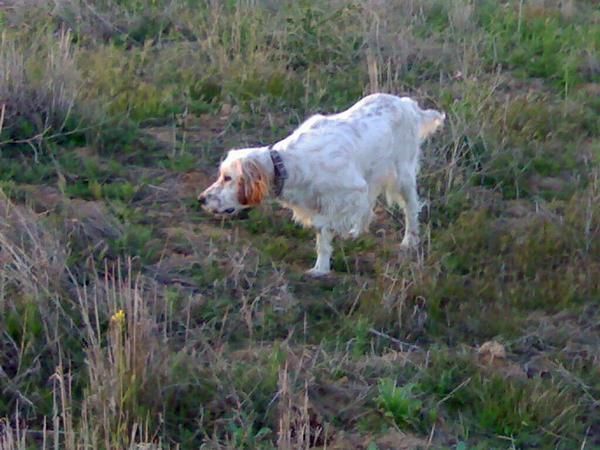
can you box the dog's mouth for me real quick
[208,207,236,216]
[211,208,252,220]
[207,207,252,219]
[198,201,235,215]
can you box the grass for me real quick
[1,0,599,448]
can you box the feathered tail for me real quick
[418,108,445,139]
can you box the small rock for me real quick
[478,340,506,364]
[220,103,232,117]
[478,341,527,379]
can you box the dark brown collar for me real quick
[269,146,287,197]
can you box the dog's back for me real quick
[275,93,444,194]
[339,93,444,141]
[287,93,443,155]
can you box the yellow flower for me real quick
[111,309,126,325]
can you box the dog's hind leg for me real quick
[346,185,373,238]
[387,172,421,248]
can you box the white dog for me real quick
[198,93,445,275]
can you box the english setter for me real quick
[198,93,445,275]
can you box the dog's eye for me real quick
[223,175,232,182]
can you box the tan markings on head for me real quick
[237,159,268,205]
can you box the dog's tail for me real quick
[418,108,445,140]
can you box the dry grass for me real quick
[0,27,83,152]
[0,191,66,297]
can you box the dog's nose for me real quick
[198,194,207,205]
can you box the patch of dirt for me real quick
[373,430,430,450]
[135,170,213,207]
[144,112,231,147]
[143,127,178,147]
[503,199,534,218]
[528,173,570,194]
[63,199,123,257]
[20,184,63,213]
[72,146,96,160]
[328,430,430,450]
[507,307,600,393]
[522,354,554,379]
[520,306,600,365]
[377,350,426,367]
[578,83,600,97]
[146,253,198,286]
[492,204,561,237]
[308,379,370,427]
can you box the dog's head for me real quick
[198,150,269,216]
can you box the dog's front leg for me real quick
[306,227,333,276]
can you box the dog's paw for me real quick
[304,267,331,278]
[301,268,337,285]
[400,234,420,249]
[348,230,360,239]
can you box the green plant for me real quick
[351,317,372,357]
[474,375,583,447]
[419,348,477,410]
[478,1,589,90]
[113,223,159,263]
[376,379,423,429]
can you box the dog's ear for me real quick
[237,158,268,206]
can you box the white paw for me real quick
[305,267,330,277]
[349,228,360,239]
[400,234,419,249]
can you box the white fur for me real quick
[199,93,445,275]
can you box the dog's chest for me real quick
[278,189,322,228]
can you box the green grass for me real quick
[376,380,425,430]
[0,0,598,448]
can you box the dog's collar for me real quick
[269,145,287,197]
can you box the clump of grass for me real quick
[77,44,181,123]
[414,347,586,448]
[79,264,171,448]
[0,28,86,153]
[0,191,72,433]
[0,190,67,298]
[376,379,423,430]
[474,375,582,445]
[478,1,595,90]
[9,0,175,45]
[65,179,138,202]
